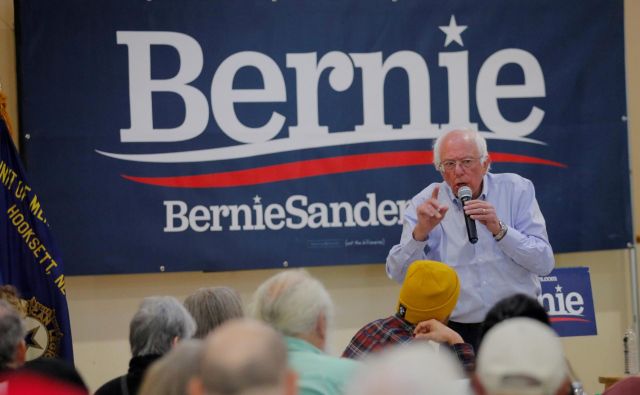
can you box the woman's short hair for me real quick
[129,296,196,357]
[184,287,244,339]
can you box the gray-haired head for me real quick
[433,129,490,171]
[184,287,244,339]
[197,318,296,395]
[130,296,196,357]
[139,339,204,395]
[0,299,26,370]
[345,343,467,395]
[249,269,334,340]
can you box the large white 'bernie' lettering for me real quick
[103,31,546,163]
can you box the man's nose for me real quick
[454,162,466,175]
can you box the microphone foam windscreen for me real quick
[457,185,472,200]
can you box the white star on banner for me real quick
[253,195,262,204]
[439,15,468,47]
[555,284,563,293]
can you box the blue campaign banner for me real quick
[16,0,630,275]
[539,267,597,337]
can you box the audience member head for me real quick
[473,317,570,395]
[184,286,244,339]
[189,318,297,395]
[22,358,89,393]
[139,339,203,395]
[397,260,460,325]
[0,299,27,371]
[479,293,550,346]
[129,296,196,357]
[345,343,467,395]
[249,269,334,352]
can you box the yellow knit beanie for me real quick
[397,260,460,324]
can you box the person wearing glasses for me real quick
[385,129,554,352]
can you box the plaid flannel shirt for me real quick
[342,314,475,373]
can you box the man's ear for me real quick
[284,368,299,395]
[14,339,26,367]
[187,377,204,395]
[172,336,180,347]
[482,156,491,173]
[316,312,327,342]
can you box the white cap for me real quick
[476,317,567,395]
[345,343,468,395]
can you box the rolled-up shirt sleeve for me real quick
[386,192,434,283]
[386,222,429,283]
[496,178,554,276]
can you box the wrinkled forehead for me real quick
[440,133,480,159]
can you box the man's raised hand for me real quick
[413,185,448,241]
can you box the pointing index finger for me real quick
[431,185,440,200]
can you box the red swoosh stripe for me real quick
[549,317,591,323]
[122,151,566,188]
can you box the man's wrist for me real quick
[412,227,429,242]
[493,220,508,241]
[447,332,464,345]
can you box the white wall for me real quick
[1,1,640,394]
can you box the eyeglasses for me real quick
[439,158,481,172]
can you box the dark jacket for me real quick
[94,355,161,395]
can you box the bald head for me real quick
[249,269,333,351]
[194,319,296,395]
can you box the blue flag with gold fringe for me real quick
[0,114,73,362]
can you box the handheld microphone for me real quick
[457,186,478,244]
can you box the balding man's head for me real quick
[249,269,333,351]
[190,319,297,395]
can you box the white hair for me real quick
[249,269,334,339]
[345,343,468,395]
[129,296,196,357]
[432,129,490,171]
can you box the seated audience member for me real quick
[345,343,468,395]
[21,358,89,393]
[0,300,26,375]
[342,260,474,372]
[184,286,244,339]
[479,293,550,346]
[139,339,203,395]
[479,294,586,392]
[250,269,358,395]
[604,376,640,395]
[95,296,196,395]
[188,318,297,395]
[0,371,88,395]
[0,300,87,394]
[473,317,571,395]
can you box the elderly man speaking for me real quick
[386,129,554,351]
